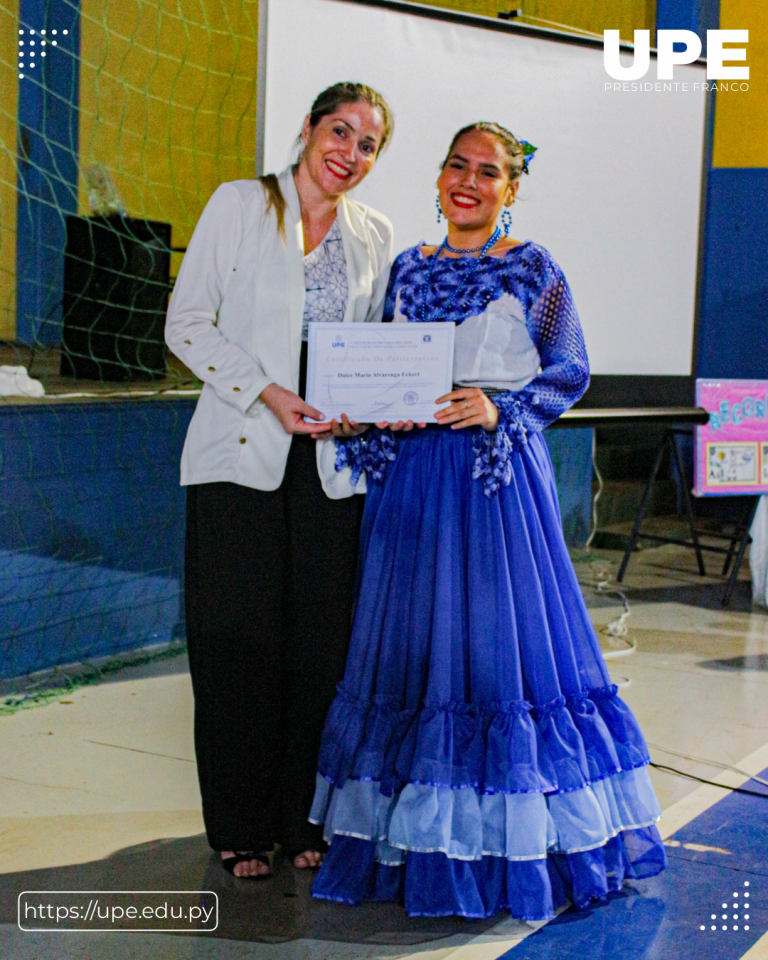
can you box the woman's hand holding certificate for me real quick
[433,386,500,431]
[260,382,330,436]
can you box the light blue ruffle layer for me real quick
[310,765,660,864]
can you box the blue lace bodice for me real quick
[335,241,590,496]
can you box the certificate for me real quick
[306,322,455,423]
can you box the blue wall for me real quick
[16,0,80,346]
[696,169,768,379]
[0,399,192,679]
[658,0,768,382]
[544,427,594,549]
[656,0,719,42]
[0,399,593,680]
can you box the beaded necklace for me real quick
[442,233,500,254]
[420,227,502,323]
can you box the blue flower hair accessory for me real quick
[518,139,538,175]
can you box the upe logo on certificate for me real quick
[305,322,455,424]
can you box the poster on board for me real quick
[694,380,768,496]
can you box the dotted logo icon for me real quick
[699,881,751,932]
[17,27,69,80]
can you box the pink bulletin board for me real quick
[694,380,768,496]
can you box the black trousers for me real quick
[184,436,364,853]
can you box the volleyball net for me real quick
[0,0,257,699]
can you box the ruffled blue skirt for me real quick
[310,426,666,919]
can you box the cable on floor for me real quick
[649,762,768,799]
[647,741,768,789]
[584,430,603,552]
[581,433,636,663]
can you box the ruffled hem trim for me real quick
[317,682,651,796]
[311,766,662,865]
[312,890,550,921]
[402,909,550,920]
[317,762,653,796]
[538,815,660,856]
[310,828,668,919]
[311,816,661,861]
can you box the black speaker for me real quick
[60,216,172,381]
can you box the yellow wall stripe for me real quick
[713,0,768,168]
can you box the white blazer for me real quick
[165,167,393,498]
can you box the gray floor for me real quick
[2,544,767,958]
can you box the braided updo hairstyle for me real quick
[441,122,526,182]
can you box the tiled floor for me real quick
[1,543,767,959]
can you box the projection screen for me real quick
[259,0,707,377]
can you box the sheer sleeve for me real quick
[472,253,590,497]
[502,268,589,432]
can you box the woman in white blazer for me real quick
[165,83,394,879]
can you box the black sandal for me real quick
[221,851,272,879]
[286,848,325,870]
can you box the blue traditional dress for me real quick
[308,241,667,919]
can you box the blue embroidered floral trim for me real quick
[335,428,398,486]
[471,393,532,497]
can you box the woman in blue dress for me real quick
[308,122,667,919]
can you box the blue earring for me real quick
[501,207,513,236]
[436,193,443,223]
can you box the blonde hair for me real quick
[259,82,394,241]
[258,173,286,240]
[303,82,394,156]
